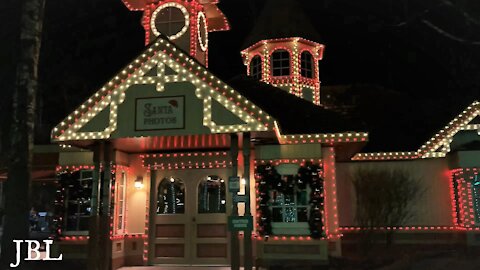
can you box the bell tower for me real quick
[241,0,324,105]
[121,0,230,67]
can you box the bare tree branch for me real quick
[422,19,480,45]
[439,0,480,26]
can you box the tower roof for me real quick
[243,0,321,48]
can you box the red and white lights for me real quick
[241,37,325,105]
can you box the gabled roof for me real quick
[51,36,273,142]
[243,0,321,48]
[352,100,480,161]
[418,100,480,158]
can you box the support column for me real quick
[230,133,240,270]
[323,146,341,256]
[243,132,253,270]
[148,170,157,265]
[99,141,113,270]
[88,142,103,270]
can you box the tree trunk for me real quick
[0,0,45,269]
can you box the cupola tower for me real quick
[121,0,230,67]
[241,0,324,105]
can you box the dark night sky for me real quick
[1,0,480,151]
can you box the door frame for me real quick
[148,168,231,265]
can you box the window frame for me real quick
[270,178,310,224]
[249,55,263,80]
[300,51,315,78]
[197,175,227,214]
[63,169,93,235]
[268,164,312,236]
[115,171,127,235]
[153,6,188,39]
[271,49,291,77]
[157,177,186,215]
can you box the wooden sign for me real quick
[135,96,185,131]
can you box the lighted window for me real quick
[249,56,262,79]
[153,6,187,39]
[301,51,314,78]
[271,50,291,77]
[198,175,226,214]
[269,163,313,236]
[157,177,185,214]
[116,171,126,234]
[270,175,309,224]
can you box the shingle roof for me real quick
[227,76,365,135]
[243,0,321,48]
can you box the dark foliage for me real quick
[256,162,325,239]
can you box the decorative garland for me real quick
[255,161,325,239]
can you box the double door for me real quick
[150,169,230,265]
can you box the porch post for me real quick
[99,141,113,270]
[148,170,157,265]
[230,133,240,270]
[243,132,253,270]
[88,141,103,270]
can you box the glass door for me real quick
[151,169,229,265]
[191,174,229,265]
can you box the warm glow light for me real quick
[150,2,190,40]
[135,177,144,189]
[52,38,274,142]
[241,37,325,105]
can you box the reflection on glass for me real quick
[157,177,185,214]
[61,170,93,232]
[269,176,310,223]
[198,176,226,214]
[297,207,308,222]
[272,207,283,222]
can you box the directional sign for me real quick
[228,176,240,192]
[228,216,253,232]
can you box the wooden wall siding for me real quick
[155,244,184,257]
[197,224,227,238]
[196,244,228,258]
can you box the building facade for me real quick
[16,0,480,268]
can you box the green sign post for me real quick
[228,176,240,192]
